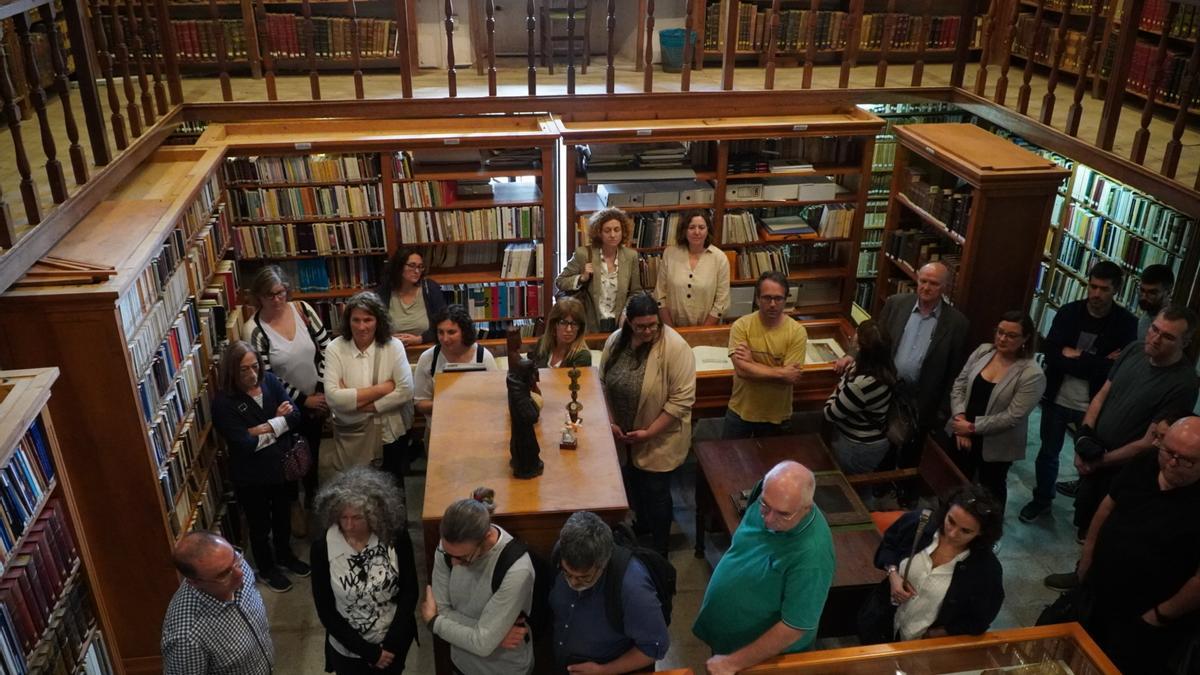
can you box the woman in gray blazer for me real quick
[554,207,643,333]
[947,310,1047,511]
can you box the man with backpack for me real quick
[548,511,671,673]
[693,461,834,675]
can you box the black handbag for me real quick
[281,433,312,482]
[1037,586,1094,626]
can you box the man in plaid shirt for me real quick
[161,532,275,674]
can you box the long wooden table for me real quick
[693,435,886,637]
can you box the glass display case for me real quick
[742,625,1119,675]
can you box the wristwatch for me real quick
[885,565,899,577]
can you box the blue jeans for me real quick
[1033,402,1085,504]
[722,410,788,439]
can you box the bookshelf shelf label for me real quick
[792,124,808,131]
[294,142,312,150]
[636,129,653,136]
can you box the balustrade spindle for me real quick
[444,0,457,97]
[605,0,616,92]
[840,0,864,88]
[527,0,537,95]
[1017,0,1048,114]
[89,0,128,147]
[1096,0,1145,150]
[348,0,364,98]
[110,0,144,135]
[911,0,932,86]
[38,2,88,185]
[1064,0,1105,135]
[1160,36,1200,180]
[992,0,1020,103]
[566,0,577,94]
[802,0,818,88]
[1129,1,1179,163]
[1040,0,1077,124]
[13,12,68,204]
[137,0,168,113]
[485,0,497,96]
[205,0,233,100]
[252,0,277,99]
[643,0,655,92]
[301,0,320,99]
[151,0,183,103]
[875,0,896,87]
[972,0,998,96]
[395,0,413,98]
[0,32,42,225]
[123,0,154,126]
[764,0,781,89]
[60,0,113,165]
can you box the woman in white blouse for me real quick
[859,485,1005,643]
[323,292,414,481]
[656,210,730,327]
[554,207,643,333]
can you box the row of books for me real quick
[732,243,841,280]
[396,206,544,243]
[393,148,542,179]
[1100,35,1194,106]
[232,220,388,259]
[306,300,539,339]
[187,210,232,302]
[260,14,402,59]
[872,138,896,170]
[854,280,876,310]
[12,571,112,675]
[441,282,544,321]
[159,408,213,526]
[146,347,209,477]
[1138,0,1199,40]
[499,243,545,280]
[1011,15,1089,74]
[134,297,204,426]
[631,212,687,249]
[228,185,384,222]
[0,420,55,564]
[1064,204,1182,265]
[722,206,854,243]
[902,166,973,238]
[272,257,381,293]
[172,458,229,538]
[172,19,250,63]
[128,262,192,377]
[726,136,863,171]
[1070,165,1195,249]
[857,14,981,51]
[224,153,381,185]
[857,249,879,277]
[886,228,961,278]
[706,5,849,52]
[393,181,540,209]
[1060,224,1179,275]
[0,500,78,661]
[422,243,502,269]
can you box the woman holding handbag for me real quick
[554,207,643,333]
[324,292,415,484]
[212,340,310,594]
[245,264,332,530]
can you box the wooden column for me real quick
[87,0,128,150]
[949,0,980,87]
[0,29,41,226]
[1160,36,1200,180]
[875,0,897,87]
[992,0,1020,104]
[139,0,169,113]
[1129,1,1179,163]
[13,11,68,204]
[1095,0,1144,150]
[644,0,655,92]
[763,0,781,89]
[1064,0,1105,136]
[39,1,88,185]
[152,0,183,104]
[912,0,933,86]
[62,0,113,165]
[605,0,615,92]
[972,0,998,95]
[485,0,497,96]
[301,0,321,99]
[840,0,864,88]
[124,0,155,126]
[110,0,144,136]
[444,0,457,97]
[206,0,234,100]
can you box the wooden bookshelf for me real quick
[0,147,237,674]
[554,107,883,317]
[0,369,118,673]
[875,123,1070,346]
[211,115,559,339]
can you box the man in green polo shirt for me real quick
[692,460,835,675]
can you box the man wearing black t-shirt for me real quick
[1020,262,1137,524]
[1075,417,1200,674]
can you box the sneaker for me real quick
[1056,480,1080,498]
[1019,501,1050,523]
[1044,570,1079,592]
[262,569,293,593]
[280,556,311,578]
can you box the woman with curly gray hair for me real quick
[310,466,417,674]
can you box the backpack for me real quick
[603,523,677,632]
[429,342,486,378]
[488,537,554,638]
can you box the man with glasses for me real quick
[723,271,809,438]
[547,511,669,673]
[693,461,834,675]
[161,532,275,675]
[1068,416,1200,673]
[422,496,534,675]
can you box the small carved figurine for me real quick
[506,356,544,479]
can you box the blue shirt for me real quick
[895,300,941,385]
[549,558,669,668]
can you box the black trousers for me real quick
[1074,465,1117,532]
[327,646,408,674]
[623,464,674,557]
[1086,607,1189,675]
[236,482,293,572]
[950,443,1013,513]
[380,436,409,493]
[298,411,325,506]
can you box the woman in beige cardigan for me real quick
[600,293,696,557]
[554,207,643,333]
[947,310,1046,512]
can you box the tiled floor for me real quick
[265,408,1085,673]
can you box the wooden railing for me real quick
[0,0,1196,294]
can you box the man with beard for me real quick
[548,511,669,673]
[1136,264,1174,338]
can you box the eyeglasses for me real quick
[559,563,603,586]
[437,541,484,565]
[405,263,426,271]
[264,288,287,300]
[995,328,1025,341]
[758,295,787,305]
[557,320,581,329]
[759,497,801,522]
[1148,323,1181,343]
[193,547,244,583]
[631,321,660,333]
[1160,446,1197,469]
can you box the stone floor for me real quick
[263,407,1084,673]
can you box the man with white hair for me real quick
[692,461,835,675]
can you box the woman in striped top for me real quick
[824,320,895,474]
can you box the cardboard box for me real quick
[726,183,764,202]
[762,178,801,201]
[596,183,644,207]
[795,176,840,201]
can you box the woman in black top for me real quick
[376,249,448,346]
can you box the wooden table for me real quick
[693,434,886,637]
[421,367,628,563]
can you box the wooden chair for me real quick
[539,0,591,75]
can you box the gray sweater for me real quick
[431,526,534,675]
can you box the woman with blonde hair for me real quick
[533,297,592,368]
[554,207,643,333]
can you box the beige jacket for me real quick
[601,325,697,472]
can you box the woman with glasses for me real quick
[421,493,535,675]
[245,265,332,527]
[212,340,309,594]
[858,485,1005,644]
[533,297,593,369]
[600,293,697,557]
[310,466,417,675]
[947,311,1047,510]
[823,319,895,474]
[376,249,448,347]
[554,207,643,333]
[655,209,730,327]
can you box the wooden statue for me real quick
[506,356,544,479]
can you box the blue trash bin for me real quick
[659,29,697,73]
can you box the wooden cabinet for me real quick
[0,146,235,674]
[875,122,1069,346]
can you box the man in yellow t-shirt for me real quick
[724,271,808,438]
